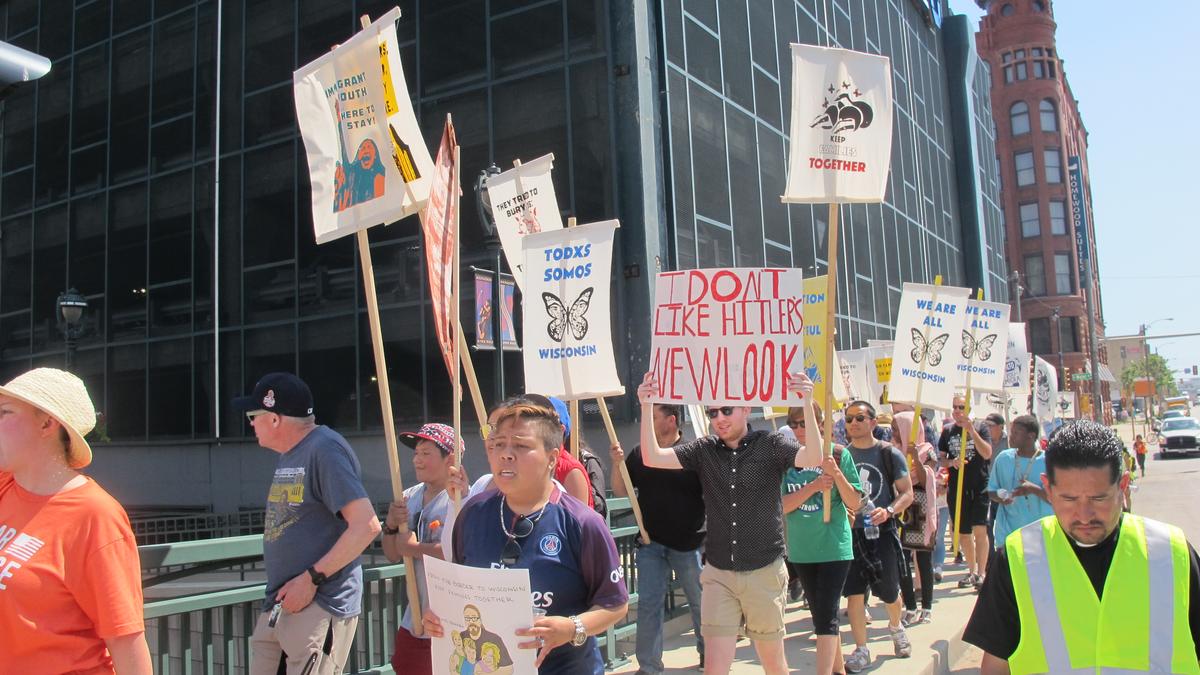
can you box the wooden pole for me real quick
[821,203,840,523]
[950,288,985,558]
[596,397,651,543]
[456,324,489,433]
[354,11,422,636]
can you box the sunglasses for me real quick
[245,410,272,421]
[846,414,872,423]
[787,419,806,429]
[706,406,735,419]
[953,405,967,411]
[500,514,537,566]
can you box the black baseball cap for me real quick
[232,372,314,418]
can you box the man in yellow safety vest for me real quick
[964,420,1200,674]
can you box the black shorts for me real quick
[948,489,990,533]
[843,530,901,603]
[791,560,852,635]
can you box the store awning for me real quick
[1098,363,1118,384]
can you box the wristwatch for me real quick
[885,505,896,518]
[382,524,400,535]
[569,615,587,646]
[307,566,327,586]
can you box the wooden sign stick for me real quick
[596,397,651,543]
[950,287,985,558]
[821,203,841,523]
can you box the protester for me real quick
[386,423,464,675]
[984,412,1008,549]
[545,396,599,511]
[0,368,152,674]
[233,372,381,675]
[610,402,706,674]
[840,400,915,673]
[1133,433,1148,477]
[636,371,822,675]
[987,415,1053,549]
[938,394,993,589]
[931,465,950,581]
[893,411,938,626]
[964,420,1200,674]
[781,402,863,675]
[424,399,629,674]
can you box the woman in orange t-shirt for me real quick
[1133,434,1148,477]
[0,369,151,674]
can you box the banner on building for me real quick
[1056,391,1077,419]
[1068,155,1089,280]
[1004,322,1030,392]
[648,268,805,406]
[1033,356,1059,426]
[294,8,434,244]
[956,299,1011,393]
[783,45,894,204]
[887,283,971,410]
[521,220,622,400]
[474,271,518,351]
[423,556,536,675]
[486,154,565,289]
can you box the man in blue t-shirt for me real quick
[234,373,381,675]
[987,414,1053,548]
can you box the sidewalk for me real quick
[608,564,983,674]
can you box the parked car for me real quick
[1158,417,1200,458]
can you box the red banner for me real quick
[421,120,458,378]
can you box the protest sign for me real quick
[486,154,565,289]
[422,121,459,379]
[521,220,622,400]
[648,268,806,406]
[1033,356,1059,426]
[886,283,971,410]
[802,276,833,403]
[837,347,878,404]
[1056,391,1077,419]
[1004,322,1031,392]
[956,299,1011,393]
[783,45,894,204]
[294,7,434,244]
[424,556,535,675]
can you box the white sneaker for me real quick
[845,646,871,673]
[901,609,919,627]
[891,625,912,658]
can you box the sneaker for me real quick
[957,572,978,588]
[954,551,964,565]
[844,646,871,673]
[916,608,933,624]
[901,609,919,627]
[890,625,913,658]
[788,578,804,603]
[973,574,986,590]
[933,566,943,582]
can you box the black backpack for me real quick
[579,448,609,519]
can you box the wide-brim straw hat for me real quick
[0,368,96,469]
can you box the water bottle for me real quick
[861,499,880,540]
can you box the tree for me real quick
[1119,352,1179,398]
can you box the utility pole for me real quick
[1009,269,1023,322]
[1141,323,1151,437]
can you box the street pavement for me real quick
[606,422,1193,674]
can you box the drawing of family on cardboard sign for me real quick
[447,605,515,675]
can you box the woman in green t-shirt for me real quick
[782,404,864,675]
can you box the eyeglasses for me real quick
[245,410,272,421]
[500,514,537,566]
[953,405,967,411]
[786,419,806,429]
[846,414,872,423]
[706,406,735,419]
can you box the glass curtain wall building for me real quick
[0,0,1004,508]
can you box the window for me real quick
[1049,200,1067,235]
[1001,4,1015,16]
[1020,202,1040,237]
[1033,61,1045,78]
[1033,0,1046,11]
[1044,148,1063,183]
[1053,253,1073,294]
[1058,316,1079,352]
[1004,66,1014,84]
[1032,48,1043,57]
[1015,151,1035,186]
[1002,52,1013,63]
[1040,99,1058,132]
[1010,101,1030,135]
[1024,255,1046,296]
[1016,63,1027,80]
[1029,318,1052,354]
[1015,49,1026,59]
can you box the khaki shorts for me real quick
[250,601,358,675]
[699,557,788,641]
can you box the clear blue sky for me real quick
[953,1,1200,377]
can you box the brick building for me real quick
[975,0,1114,418]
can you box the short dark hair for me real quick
[985,413,1006,427]
[845,400,876,418]
[1044,420,1123,485]
[1011,414,1039,437]
[654,403,681,425]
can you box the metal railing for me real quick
[140,497,685,674]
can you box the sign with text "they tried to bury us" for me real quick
[648,268,806,406]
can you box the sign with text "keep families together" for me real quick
[648,268,806,406]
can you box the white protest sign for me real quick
[838,347,879,404]
[887,283,971,410]
[783,45,894,203]
[294,8,434,244]
[957,299,1011,393]
[486,154,564,289]
[423,556,535,675]
[1056,391,1077,419]
[521,220,623,400]
[649,268,805,406]
[1004,322,1031,392]
[1033,356,1059,426]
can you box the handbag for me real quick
[899,484,935,551]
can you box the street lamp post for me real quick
[474,164,504,405]
[1052,306,1063,383]
[1009,269,1023,323]
[56,288,88,370]
[1140,317,1174,438]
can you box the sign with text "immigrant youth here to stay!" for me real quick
[648,268,806,406]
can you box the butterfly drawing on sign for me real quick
[910,329,951,367]
[961,332,999,361]
[542,288,593,342]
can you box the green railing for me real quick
[141,498,673,674]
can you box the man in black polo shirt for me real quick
[611,403,705,674]
[636,371,823,675]
[939,394,993,589]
